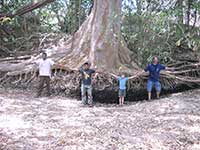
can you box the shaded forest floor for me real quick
[0,88,200,150]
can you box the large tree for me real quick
[0,0,139,74]
[0,0,199,100]
[57,0,139,71]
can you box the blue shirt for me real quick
[144,63,166,82]
[118,77,129,90]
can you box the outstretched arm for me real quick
[94,72,99,78]
[109,73,119,78]
[144,65,150,72]
[165,67,175,71]
[79,65,84,73]
[128,71,142,79]
[94,68,104,74]
[195,62,200,67]
[128,75,137,80]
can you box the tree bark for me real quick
[186,0,192,28]
[58,0,139,71]
[0,0,139,80]
[0,0,199,98]
[177,0,183,24]
[136,0,142,15]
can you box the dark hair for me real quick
[152,56,158,61]
[83,62,89,66]
[42,52,47,56]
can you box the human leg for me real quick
[147,80,153,100]
[155,81,161,99]
[121,90,126,105]
[81,84,87,105]
[118,90,122,105]
[45,76,51,96]
[36,76,45,97]
[121,97,125,105]
[87,85,93,106]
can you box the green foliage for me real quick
[0,0,93,33]
[122,12,173,67]
[121,0,200,67]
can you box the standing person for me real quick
[79,62,98,107]
[110,73,137,106]
[143,56,172,100]
[35,52,54,97]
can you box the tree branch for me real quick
[0,0,55,18]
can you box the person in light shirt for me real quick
[35,52,54,97]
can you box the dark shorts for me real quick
[119,89,126,97]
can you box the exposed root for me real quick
[0,29,199,101]
[0,74,8,83]
[0,66,199,102]
[0,62,199,91]
[12,73,22,84]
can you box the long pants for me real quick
[81,84,93,105]
[37,76,51,97]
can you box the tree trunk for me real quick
[0,0,138,73]
[0,0,140,101]
[186,0,192,28]
[0,0,4,9]
[0,0,199,100]
[177,0,183,24]
[136,0,142,15]
[59,0,139,71]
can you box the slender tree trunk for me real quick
[177,0,183,24]
[136,0,142,15]
[186,0,192,28]
[0,0,55,18]
[0,0,4,9]
[78,0,81,28]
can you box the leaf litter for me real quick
[0,88,200,150]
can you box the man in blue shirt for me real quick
[144,56,172,100]
[110,73,137,105]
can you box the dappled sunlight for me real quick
[187,125,200,133]
[187,143,200,150]
[0,115,30,130]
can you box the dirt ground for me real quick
[0,88,200,150]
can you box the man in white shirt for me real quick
[35,52,54,97]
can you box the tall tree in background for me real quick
[177,0,184,24]
[59,0,139,71]
[136,0,142,15]
[186,0,192,28]
[63,0,93,34]
[65,0,81,33]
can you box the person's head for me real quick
[120,73,126,78]
[152,56,159,65]
[42,52,47,60]
[83,62,90,70]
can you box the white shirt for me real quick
[36,59,54,77]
